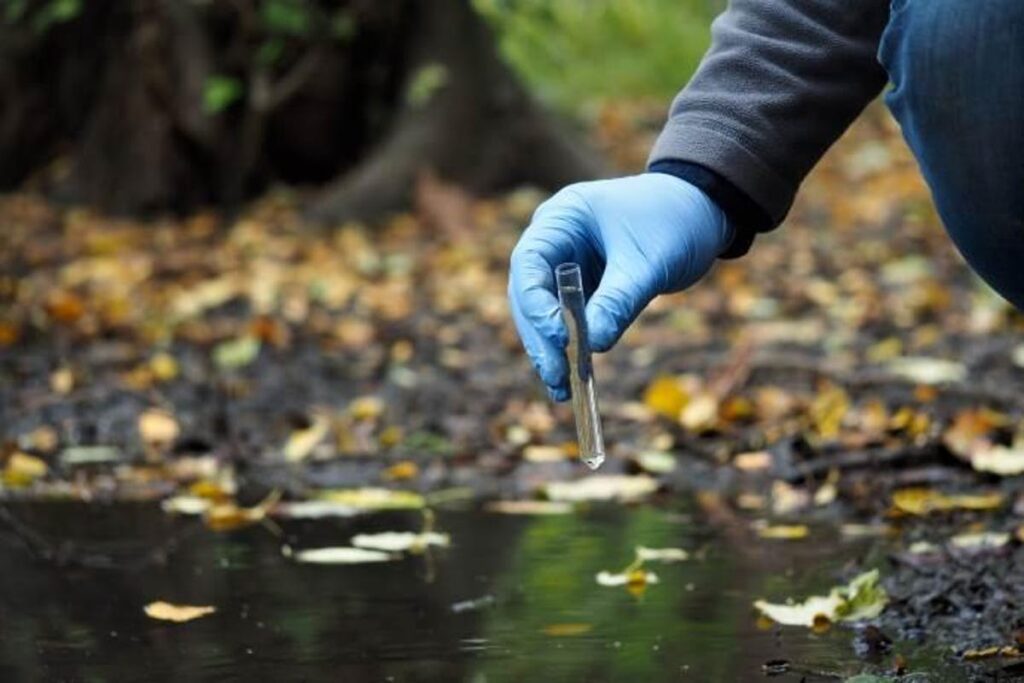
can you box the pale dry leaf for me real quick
[283,413,330,462]
[282,545,397,564]
[138,409,179,447]
[636,546,689,562]
[144,601,216,623]
[272,500,361,519]
[596,570,659,587]
[316,487,424,510]
[545,475,658,503]
[483,500,573,515]
[351,531,450,553]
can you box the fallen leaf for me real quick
[756,524,810,540]
[948,531,1010,551]
[3,451,48,487]
[50,366,74,394]
[542,623,593,637]
[281,545,397,564]
[886,356,966,385]
[351,531,450,553]
[962,646,1022,660]
[138,409,180,448]
[144,601,216,623]
[891,488,1003,515]
[349,396,384,421]
[316,488,424,510]
[383,460,419,481]
[943,408,1008,459]
[272,500,361,519]
[545,475,657,503]
[642,375,689,419]
[679,392,718,432]
[596,569,659,588]
[483,500,573,515]
[522,444,571,463]
[754,569,888,627]
[636,546,689,562]
[203,490,280,531]
[633,450,676,474]
[161,495,212,515]
[971,443,1024,476]
[733,450,772,472]
[60,445,122,466]
[213,336,260,370]
[283,413,329,462]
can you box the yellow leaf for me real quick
[3,452,48,487]
[948,531,1010,551]
[203,490,280,532]
[149,352,179,381]
[756,524,809,540]
[522,444,571,463]
[144,601,216,623]
[283,414,329,462]
[383,461,419,481]
[809,384,849,439]
[891,488,1003,516]
[642,375,689,419]
[349,396,384,421]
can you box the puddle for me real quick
[0,501,966,681]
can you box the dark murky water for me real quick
[0,500,966,682]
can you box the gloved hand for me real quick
[508,173,733,401]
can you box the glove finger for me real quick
[585,263,657,353]
[508,281,570,400]
[509,232,574,349]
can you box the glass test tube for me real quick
[556,263,605,470]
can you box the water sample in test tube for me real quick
[556,263,605,470]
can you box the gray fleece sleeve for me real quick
[648,0,891,227]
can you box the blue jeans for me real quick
[879,0,1024,308]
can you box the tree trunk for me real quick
[0,0,602,219]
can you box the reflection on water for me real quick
[0,500,959,681]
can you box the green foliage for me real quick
[405,63,449,108]
[474,0,719,112]
[260,0,310,36]
[4,0,81,33]
[203,75,244,114]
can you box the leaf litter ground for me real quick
[3,104,1024,678]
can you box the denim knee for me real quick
[879,0,1024,308]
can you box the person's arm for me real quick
[649,0,891,256]
[509,0,892,400]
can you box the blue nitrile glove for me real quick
[508,173,733,401]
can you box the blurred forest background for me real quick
[0,0,717,219]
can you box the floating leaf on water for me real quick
[3,451,48,487]
[542,623,593,637]
[450,595,496,613]
[596,569,659,588]
[891,488,1003,516]
[203,490,280,531]
[545,475,658,503]
[636,546,689,562]
[483,500,573,515]
[886,356,966,385]
[213,335,260,370]
[271,500,360,519]
[755,524,810,540]
[161,495,212,516]
[351,531,450,553]
[283,413,329,462]
[144,601,216,623]
[754,569,888,628]
[315,487,425,510]
[282,545,397,565]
